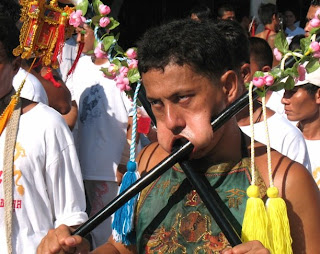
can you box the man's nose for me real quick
[164,104,186,134]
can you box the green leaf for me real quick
[274,31,289,54]
[284,76,295,90]
[112,58,122,68]
[107,17,120,30]
[91,15,102,27]
[300,37,311,55]
[306,58,320,73]
[284,66,298,77]
[114,44,125,55]
[76,0,89,16]
[102,35,115,52]
[256,87,266,98]
[127,68,141,83]
[92,0,104,15]
[270,67,283,78]
[270,81,285,92]
[309,27,320,37]
[253,71,265,77]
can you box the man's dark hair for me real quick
[258,3,278,25]
[303,83,320,95]
[189,4,212,21]
[311,0,320,6]
[0,17,20,62]
[137,19,233,82]
[249,37,273,70]
[214,19,250,69]
[217,4,235,18]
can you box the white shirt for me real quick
[0,103,87,254]
[305,139,320,189]
[240,112,311,172]
[67,55,133,181]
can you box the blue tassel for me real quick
[112,161,140,245]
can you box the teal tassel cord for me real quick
[112,82,141,245]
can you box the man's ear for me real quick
[221,70,238,105]
[315,88,320,104]
[240,63,251,83]
[261,65,271,72]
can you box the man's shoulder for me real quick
[137,142,169,176]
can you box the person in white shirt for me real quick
[0,17,88,254]
[66,22,133,248]
[282,65,320,188]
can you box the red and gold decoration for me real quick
[13,0,75,69]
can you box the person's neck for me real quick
[298,113,320,140]
[265,24,275,32]
[91,56,108,66]
[287,24,296,31]
[237,100,263,126]
[199,120,244,167]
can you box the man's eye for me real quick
[149,100,161,106]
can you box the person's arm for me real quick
[278,161,320,253]
[62,100,78,130]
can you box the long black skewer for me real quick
[73,87,258,241]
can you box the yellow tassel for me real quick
[241,185,271,250]
[0,96,19,136]
[266,187,293,254]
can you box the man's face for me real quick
[76,24,95,53]
[142,64,229,160]
[281,86,319,122]
[221,11,236,21]
[305,5,320,37]
[0,43,19,98]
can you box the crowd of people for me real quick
[0,0,320,253]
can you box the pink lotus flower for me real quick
[99,17,110,28]
[252,77,265,88]
[310,18,320,28]
[115,75,131,92]
[126,48,137,59]
[273,48,282,61]
[94,43,108,58]
[107,63,118,78]
[311,41,320,51]
[297,64,306,81]
[69,10,86,27]
[128,59,138,69]
[264,75,274,86]
[119,66,129,76]
[99,4,111,15]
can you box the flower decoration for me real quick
[68,0,140,99]
[248,10,320,97]
[69,10,86,27]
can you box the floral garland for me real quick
[250,10,320,97]
[68,0,140,99]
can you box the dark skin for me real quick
[21,60,72,115]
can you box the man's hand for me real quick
[37,224,90,254]
[222,241,270,254]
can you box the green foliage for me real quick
[76,0,89,15]
[274,31,288,54]
[128,69,141,83]
[102,35,115,52]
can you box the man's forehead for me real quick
[307,6,320,18]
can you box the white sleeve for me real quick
[45,129,88,227]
